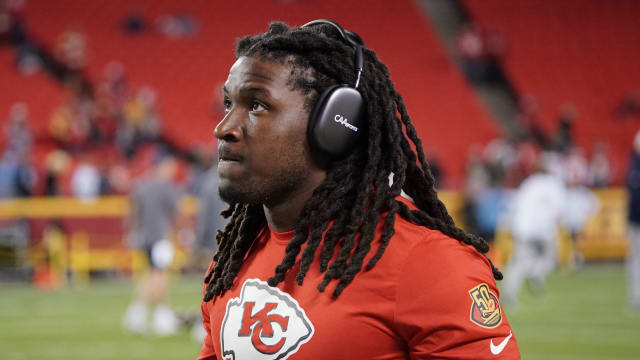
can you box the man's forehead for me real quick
[225,56,290,88]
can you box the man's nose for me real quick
[214,109,243,142]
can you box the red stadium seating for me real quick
[462,0,640,183]
[1,0,499,186]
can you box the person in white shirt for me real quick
[504,156,566,306]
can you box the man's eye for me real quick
[250,101,266,112]
[223,98,232,112]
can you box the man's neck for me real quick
[263,172,325,233]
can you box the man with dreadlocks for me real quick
[198,20,519,360]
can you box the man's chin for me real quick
[218,184,261,205]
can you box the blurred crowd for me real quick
[0,0,212,202]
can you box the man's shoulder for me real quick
[389,199,491,271]
[395,217,486,263]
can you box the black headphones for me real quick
[301,19,366,160]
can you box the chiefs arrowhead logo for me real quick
[221,279,315,360]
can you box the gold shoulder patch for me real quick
[468,283,502,329]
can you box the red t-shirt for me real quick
[199,199,520,359]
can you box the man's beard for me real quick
[218,166,309,207]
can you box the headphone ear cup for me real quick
[308,85,365,159]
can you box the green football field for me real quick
[0,263,639,360]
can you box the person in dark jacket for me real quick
[626,130,640,311]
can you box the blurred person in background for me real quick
[504,154,567,306]
[554,104,576,154]
[464,141,512,268]
[117,86,162,158]
[0,150,36,198]
[470,181,509,269]
[626,130,640,311]
[589,141,612,188]
[4,102,32,159]
[615,90,640,120]
[562,147,599,269]
[70,154,101,201]
[43,150,71,196]
[0,102,35,198]
[192,158,225,270]
[456,23,505,85]
[122,148,182,335]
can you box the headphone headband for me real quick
[301,19,364,88]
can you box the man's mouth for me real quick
[218,148,243,162]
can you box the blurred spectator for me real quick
[4,102,32,158]
[48,93,101,151]
[180,145,222,271]
[92,61,129,143]
[483,138,516,184]
[156,13,198,38]
[43,150,71,196]
[428,153,444,188]
[456,23,505,84]
[48,101,73,146]
[564,147,589,186]
[122,11,148,35]
[516,95,549,148]
[54,30,86,72]
[464,143,490,197]
[2,0,42,75]
[519,99,577,154]
[563,147,599,269]
[33,220,67,289]
[626,130,640,311]
[457,24,484,80]
[70,156,101,201]
[100,61,130,119]
[471,185,509,268]
[506,140,539,187]
[117,86,162,158]
[555,104,576,153]
[589,141,612,188]
[615,90,640,120]
[504,157,566,306]
[193,165,225,268]
[0,153,18,198]
[0,151,36,198]
[563,186,598,269]
[185,144,216,194]
[107,161,131,195]
[50,30,93,98]
[541,150,566,183]
[464,140,513,267]
[122,149,182,335]
[0,0,15,45]
[13,154,36,197]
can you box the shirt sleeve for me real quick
[197,299,217,360]
[394,233,520,359]
[198,262,217,360]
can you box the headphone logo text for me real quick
[334,114,358,132]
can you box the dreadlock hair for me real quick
[203,21,502,302]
